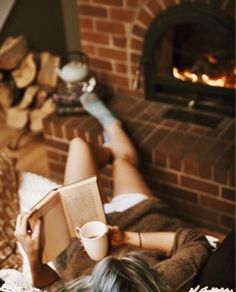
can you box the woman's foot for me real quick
[80,93,138,166]
[80,93,119,129]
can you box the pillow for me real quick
[0,153,22,270]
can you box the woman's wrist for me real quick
[122,232,142,248]
[27,252,41,268]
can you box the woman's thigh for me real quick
[112,158,154,198]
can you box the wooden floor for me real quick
[0,112,49,178]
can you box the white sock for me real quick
[80,92,119,129]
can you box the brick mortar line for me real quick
[196,200,234,219]
[61,117,81,138]
[152,163,230,188]
[44,135,70,144]
[46,147,68,156]
[90,65,129,77]
[179,175,219,194]
[120,115,178,131]
[180,169,228,187]
[96,43,128,52]
[139,128,159,145]
[130,34,143,42]
[145,5,155,19]
[96,67,129,78]
[48,158,66,166]
[177,212,222,230]
[168,201,221,225]
[135,18,149,29]
[173,200,222,220]
[199,192,236,205]
[145,175,220,198]
[157,0,166,10]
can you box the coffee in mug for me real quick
[76,221,108,261]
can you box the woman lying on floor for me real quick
[0,93,215,292]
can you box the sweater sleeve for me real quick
[156,228,212,292]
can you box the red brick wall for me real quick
[76,0,234,97]
[43,95,235,233]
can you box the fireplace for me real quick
[141,3,235,117]
[43,0,235,233]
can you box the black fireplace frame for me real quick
[141,3,235,117]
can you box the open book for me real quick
[29,176,106,263]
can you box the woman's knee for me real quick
[113,155,137,169]
[69,137,90,153]
[118,152,138,167]
[69,137,88,147]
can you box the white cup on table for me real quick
[76,221,109,261]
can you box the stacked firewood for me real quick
[0,35,60,132]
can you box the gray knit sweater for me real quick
[53,197,212,292]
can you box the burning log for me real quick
[0,35,28,70]
[11,53,37,88]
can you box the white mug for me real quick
[76,221,109,261]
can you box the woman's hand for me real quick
[14,211,61,288]
[14,211,42,263]
[108,225,125,247]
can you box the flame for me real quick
[207,55,218,64]
[173,67,235,89]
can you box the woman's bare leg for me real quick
[111,157,154,197]
[64,138,112,185]
[64,137,111,202]
[79,92,154,198]
[105,122,154,198]
[64,138,97,185]
[105,121,138,166]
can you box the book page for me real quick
[30,192,71,263]
[59,176,106,238]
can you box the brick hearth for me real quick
[43,95,235,233]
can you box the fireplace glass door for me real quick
[142,3,235,116]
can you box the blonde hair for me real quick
[75,252,170,292]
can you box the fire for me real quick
[207,55,218,64]
[173,67,235,89]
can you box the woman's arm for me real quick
[109,226,176,254]
[124,231,175,254]
[14,212,60,288]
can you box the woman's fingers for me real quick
[15,214,23,229]
[15,210,38,236]
[15,213,28,235]
[21,213,31,234]
[107,225,120,235]
[32,219,42,240]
